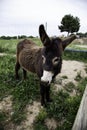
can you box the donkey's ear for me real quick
[39,24,51,47]
[62,34,77,50]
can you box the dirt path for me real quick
[57,60,86,84]
[75,45,87,48]
[54,60,87,94]
[0,53,8,56]
[0,53,16,57]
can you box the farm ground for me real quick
[0,54,87,130]
[0,38,87,130]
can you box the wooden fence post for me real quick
[72,85,87,130]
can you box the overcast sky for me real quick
[0,0,87,36]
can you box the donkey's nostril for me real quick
[47,81,49,84]
[41,80,50,86]
[45,81,49,85]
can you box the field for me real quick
[0,38,87,130]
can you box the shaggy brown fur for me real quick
[15,39,43,78]
[15,25,77,106]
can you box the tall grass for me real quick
[0,38,41,54]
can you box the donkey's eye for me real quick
[52,57,60,65]
[42,55,46,64]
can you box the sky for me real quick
[0,0,87,36]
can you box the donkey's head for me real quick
[39,24,76,84]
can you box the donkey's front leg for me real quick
[46,85,52,103]
[40,82,46,106]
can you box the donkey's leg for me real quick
[46,85,52,103]
[23,69,27,80]
[40,83,46,106]
[15,62,20,79]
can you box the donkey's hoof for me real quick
[41,102,47,107]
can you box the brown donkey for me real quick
[15,24,76,106]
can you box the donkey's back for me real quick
[16,39,37,55]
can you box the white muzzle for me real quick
[41,70,53,84]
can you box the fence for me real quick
[72,85,87,130]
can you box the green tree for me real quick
[58,14,80,35]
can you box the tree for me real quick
[18,35,27,39]
[58,14,80,35]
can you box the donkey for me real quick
[15,24,76,106]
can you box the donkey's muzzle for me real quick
[41,70,53,85]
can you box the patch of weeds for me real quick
[0,55,40,124]
[75,71,82,81]
[74,69,77,72]
[11,110,26,124]
[34,122,48,130]
[63,51,87,62]
[0,111,7,122]
[0,112,8,130]
[58,95,81,130]
[84,65,87,73]
[46,90,81,130]
[76,77,87,95]
[11,74,40,124]
[34,108,48,130]
[56,78,62,85]
[0,39,19,54]
[64,82,76,92]
[62,75,68,79]
[0,47,9,53]
[0,56,16,100]
[35,108,47,123]
[46,91,69,120]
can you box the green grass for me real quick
[34,122,48,130]
[68,43,87,51]
[0,39,19,54]
[0,38,87,129]
[33,90,82,130]
[62,75,68,79]
[0,55,40,125]
[0,38,41,54]
[47,91,81,130]
[84,65,87,73]
[34,108,48,130]
[33,76,87,130]
[0,111,7,130]
[75,71,82,81]
[63,50,87,62]
[64,82,76,92]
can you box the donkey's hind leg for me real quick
[15,62,20,79]
[23,69,27,80]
